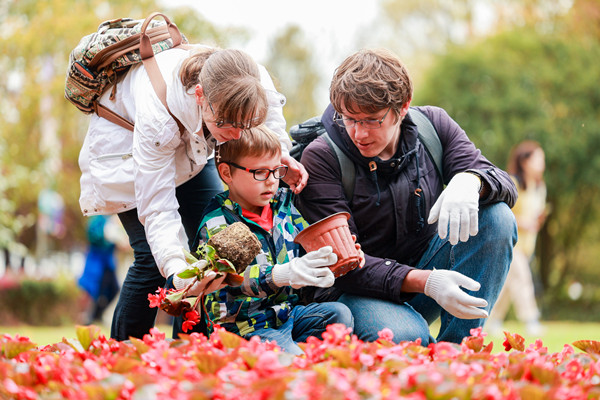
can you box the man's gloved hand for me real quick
[428,172,481,245]
[424,269,488,319]
[173,269,227,296]
[272,246,337,289]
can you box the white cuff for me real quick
[163,257,188,280]
[424,269,442,298]
[272,262,292,287]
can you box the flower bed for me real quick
[1,325,599,399]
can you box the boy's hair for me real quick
[216,125,281,166]
[180,48,268,128]
[330,48,413,118]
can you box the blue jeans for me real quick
[245,302,354,355]
[338,203,517,345]
[111,160,223,341]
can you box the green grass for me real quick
[1,321,597,353]
[0,324,173,347]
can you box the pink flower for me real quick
[469,327,487,338]
[321,323,353,345]
[561,359,584,380]
[378,328,394,342]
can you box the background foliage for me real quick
[415,1,600,317]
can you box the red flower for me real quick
[181,310,200,332]
[148,287,167,308]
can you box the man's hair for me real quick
[180,48,268,128]
[330,48,413,118]
[216,125,281,166]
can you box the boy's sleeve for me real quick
[239,255,282,298]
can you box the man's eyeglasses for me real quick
[225,161,288,181]
[208,102,260,129]
[333,107,392,130]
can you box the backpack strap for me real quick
[322,132,356,202]
[408,108,443,181]
[95,12,186,134]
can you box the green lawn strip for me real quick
[1,321,597,353]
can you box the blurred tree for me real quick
[376,0,573,56]
[0,0,227,254]
[415,0,600,307]
[265,25,321,129]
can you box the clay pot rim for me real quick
[294,212,351,244]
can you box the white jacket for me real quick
[78,46,290,279]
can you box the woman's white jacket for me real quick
[78,46,290,279]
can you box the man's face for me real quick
[338,102,408,160]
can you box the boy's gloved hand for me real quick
[272,246,337,288]
[424,269,488,319]
[428,172,481,245]
[173,269,227,296]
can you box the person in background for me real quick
[487,141,547,336]
[297,48,518,345]
[78,215,124,324]
[77,45,307,341]
[192,125,355,355]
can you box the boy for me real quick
[193,125,354,355]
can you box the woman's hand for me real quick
[281,154,308,193]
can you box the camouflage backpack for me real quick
[64,12,187,131]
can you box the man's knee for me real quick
[328,302,354,329]
[480,203,517,246]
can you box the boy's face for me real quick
[222,152,282,214]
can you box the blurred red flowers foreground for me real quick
[1,324,599,400]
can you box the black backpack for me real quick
[289,108,443,200]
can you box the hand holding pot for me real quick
[273,246,337,288]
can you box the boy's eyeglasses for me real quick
[225,162,288,181]
[333,107,392,129]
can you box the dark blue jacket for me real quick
[296,104,517,303]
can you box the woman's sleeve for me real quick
[258,64,291,154]
[132,74,188,280]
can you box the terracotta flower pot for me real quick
[294,212,360,277]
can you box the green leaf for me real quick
[76,325,102,351]
[183,248,199,264]
[214,259,236,273]
[177,268,199,279]
[204,244,216,260]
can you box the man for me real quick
[296,48,517,344]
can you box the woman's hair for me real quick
[330,48,413,121]
[507,140,543,190]
[216,125,281,166]
[179,47,268,127]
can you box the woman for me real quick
[487,140,547,336]
[78,46,307,341]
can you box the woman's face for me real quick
[195,84,245,143]
[524,148,546,176]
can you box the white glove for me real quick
[424,269,488,319]
[272,246,337,289]
[173,269,227,296]
[428,172,481,245]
